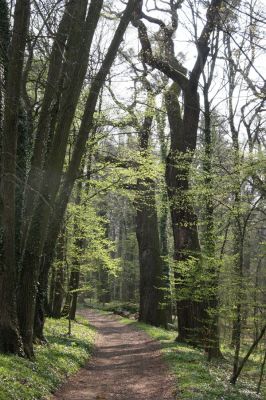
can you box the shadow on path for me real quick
[51,309,177,400]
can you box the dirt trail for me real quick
[50,309,177,400]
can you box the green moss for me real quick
[0,317,95,400]
[119,318,264,400]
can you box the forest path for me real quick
[50,308,177,400]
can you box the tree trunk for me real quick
[133,0,223,345]
[69,270,80,320]
[32,0,139,334]
[136,95,167,328]
[20,0,77,251]
[17,0,102,357]
[202,81,223,359]
[51,227,66,318]
[165,83,206,345]
[230,324,266,385]
[136,181,167,327]
[0,0,30,356]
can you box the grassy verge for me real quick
[118,317,264,400]
[0,317,95,400]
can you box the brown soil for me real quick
[50,309,177,400]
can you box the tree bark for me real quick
[165,83,206,345]
[136,99,167,327]
[21,0,78,252]
[230,324,266,385]
[51,229,66,318]
[33,0,139,332]
[32,0,138,342]
[0,0,30,355]
[202,63,223,358]
[17,0,102,357]
[133,0,223,346]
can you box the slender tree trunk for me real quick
[257,346,266,394]
[61,271,74,317]
[69,269,80,320]
[156,100,172,324]
[202,83,223,359]
[0,0,30,355]
[51,226,66,318]
[225,34,246,374]
[68,180,83,320]
[230,324,266,385]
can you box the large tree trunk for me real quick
[20,0,77,252]
[33,0,139,335]
[0,0,9,184]
[0,0,30,355]
[136,96,167,328]
[136,180,167,327]
[32,0,138,342]
[133,0,223,345]
[17,0,102,357]
[165,83,206,345]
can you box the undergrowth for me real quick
[118,317,265,400]
[0,317,95,400]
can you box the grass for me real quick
[0,317,95,400]
[118,317,265,400]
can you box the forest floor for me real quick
[50,309,177,400]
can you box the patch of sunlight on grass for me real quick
[119,317,264,400]
[0,316,95,400]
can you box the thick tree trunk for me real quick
[136,181,167,327]
[136,99,167,328]
[20,0,77,251]
[165,84,206,345]
[32,0,139,337]
[0,0,9,184]
[133,0,223,346]
[17,0,102,357]
[0,0,30,355]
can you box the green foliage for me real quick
[66,192,121,277]
[119,319,265,400]
[0,317,95,400]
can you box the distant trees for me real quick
[0,1,265,392]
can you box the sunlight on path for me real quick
[50,309,177,400]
